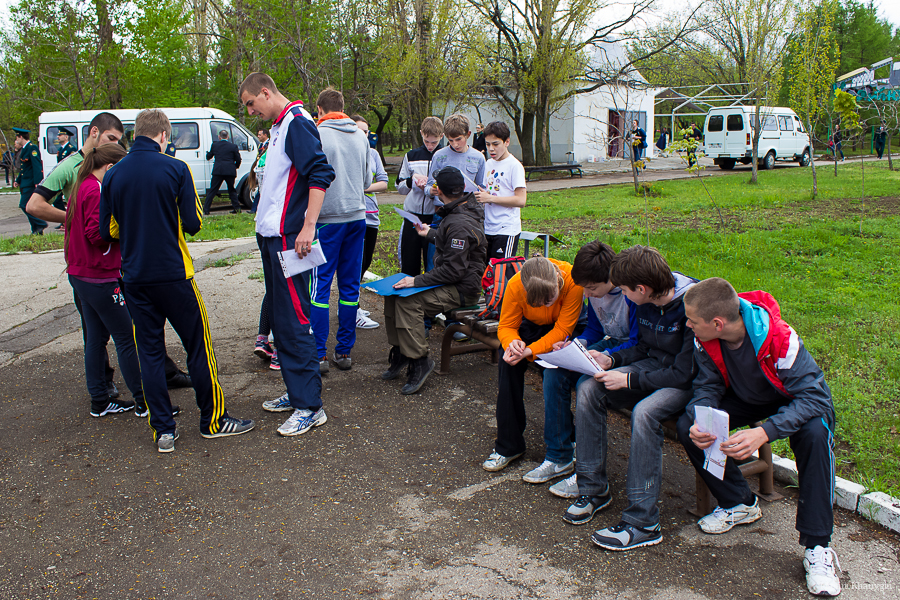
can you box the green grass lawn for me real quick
[5,163,899,495]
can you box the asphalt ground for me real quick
[0,240,897,599]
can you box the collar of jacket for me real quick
[317,111,349,125]
[437,192,475,217]
[131,136,165,153]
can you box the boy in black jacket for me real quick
[563,245,698,552]
[383,167,487,395]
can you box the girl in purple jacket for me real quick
[65,145,146,418]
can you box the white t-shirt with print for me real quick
[483,154,526,236]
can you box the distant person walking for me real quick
[655,127,668,156]
[685,123,702,168]
[874,124,887,159]
[831,126,844,162]
[203,129,242,214]
[631,119,647,162]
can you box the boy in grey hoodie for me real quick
[312,87,372,372]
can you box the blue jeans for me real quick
[541,338,621,464]
[68,276,144,410]
[575,358,691,528]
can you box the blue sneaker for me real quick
[591,521,662,551]
[277,408,327,436]
[262,392,293,412]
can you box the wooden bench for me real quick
[524,163,584,181]
[436,304,501,375]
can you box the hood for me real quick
[438,192,484,221]
[737,290,782,355]
[318,116,359,133]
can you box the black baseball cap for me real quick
[435,166,465,197]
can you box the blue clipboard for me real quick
[362,273,441,297]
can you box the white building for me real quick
[438,42,661,164]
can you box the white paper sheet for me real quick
[693,406,730,480]
[536,341,603,377]
[277,241,327,278]
[394,207,423,226]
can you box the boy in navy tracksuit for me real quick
[239,72,336,437]
[563,245,698,552]
[679,278,840,596]
[99,109,255,453]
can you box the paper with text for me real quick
[536,341,603,377]
[694,406,730,480]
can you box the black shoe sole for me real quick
[254,348,273,360]
[562,494,612,525]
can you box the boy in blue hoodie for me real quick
[563,245,698,552]
[679,278,840,596]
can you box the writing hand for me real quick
[551,340,572,351]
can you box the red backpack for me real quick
[477,256,526,319]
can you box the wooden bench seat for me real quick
[524,163,584,181]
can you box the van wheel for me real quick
[239,181,253,210]
[762,151,776,170]
[718,158,736,170]
[799,149,811,167]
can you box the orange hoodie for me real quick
[497,259,584,360]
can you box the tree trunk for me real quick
[519,112,535,167]
[806,117,817,199]
[534,110,551,165]
[888,132,894,171]
[94,0,122,109]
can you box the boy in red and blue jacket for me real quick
[678,277,840,597]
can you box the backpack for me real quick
[477,256,526,319]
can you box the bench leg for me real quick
[437,323,493,375]
[690,471,714,518]
[755,441,783,502]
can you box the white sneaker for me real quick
[549,473,578,498]
[356,309,379,329]
[359,308,371,317]
[523,459,575,483]
[804,546,841,596]
[482,450,523,472]
[276,408,327,436]
[698,497,762,534]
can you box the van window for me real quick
[708,115,724,132]
[762,116,778,131]
[120,124,136,151]
[794,117,804,133]
[726,114,743,131]
[46,126,78,155]
[171,122,199,149]
[778,116,793,131]
[210,121,251,152]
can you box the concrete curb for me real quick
[771,452,900,534]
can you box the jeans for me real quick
[68,276,144,410]
[541,338,622,464]
[677,392,835,540]
[575,358,691,528]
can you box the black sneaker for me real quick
[591,521,662,551]
[401,356,434,395]
[90,400,136,418]
[562,492,612,525]
[135,402,148,418]
[166,371,192,389]
[200,415,255,439]
[381,346,409,380]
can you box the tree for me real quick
[789,0,841,198]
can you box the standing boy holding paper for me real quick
[678,278,840,596]
[397,117,443,276]
[239,72,336,436]
[382,167,487,395]
[474,121,526,259]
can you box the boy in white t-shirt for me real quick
[475,121,527,259]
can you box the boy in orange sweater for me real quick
[483,256,584,471]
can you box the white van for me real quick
[701,106,811,171]
[38,107,258,209]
